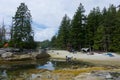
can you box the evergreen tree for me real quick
[57,14,71,49]
[40,40,50,49]
[110,6,120,52]
[100,7,108,51]
[50,3,120,52]
[71,3,86,50]
[103,5,117,51]
[93,25,105,50]
[0,22,6,47]
[86,7,102,50]
[107,4,117,51]
[11,3,35,49]
[51,35,57,49]
[0,23,6,43]
[93,5,118,52]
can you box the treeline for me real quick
[51,3,120,52]
[0,23,6,47]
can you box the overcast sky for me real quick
[0,0,120,41]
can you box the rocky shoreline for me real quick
[0,67,119,80]
[0,48,50,61]
[0,49,120,80]
[74,70,120,80]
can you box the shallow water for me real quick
[38,61,55,70]
[0,59,93,79]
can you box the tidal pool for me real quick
[0,59,93,80]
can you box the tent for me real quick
[81,48,89,53]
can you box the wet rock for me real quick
[0,70,8,80]
[110,72,120,80]
[0,77,8,80]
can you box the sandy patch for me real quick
[48,50,120,66]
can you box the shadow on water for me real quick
[0,58,94,79]
[50,59,94,69]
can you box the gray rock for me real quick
[36,53,50,59]
[105,74,112,79]
[115,76,120,80]
[0,50,6,55]
[1,52,13,58]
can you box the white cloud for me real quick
[34,27,57,41]
[0,0,120,41]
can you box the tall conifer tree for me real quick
[11,3,34,49]
[71,3,85,50]
[86,7,101,50]
[57,14,71,49]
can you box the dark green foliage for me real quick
[51,35,57,48]
[51,3,120,52]
[91,5,120,52]
[0,43,3,48]
[0,23,6,47]
[50,14,71,50]
[10,3,36,49]
[93,25,105,50]
[70,3,86,50]
[40,40,50,49]
[95,5,118,52]
[104,5,117,51]
[110,7,120,52]
[86,7,102,50]
[57,14,71,49]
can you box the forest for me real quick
[50,3,120,52]
[0,3,120,52]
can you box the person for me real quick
[66,55,72,62]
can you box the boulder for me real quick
[36,49,50,59]
[36,53,50,59]
[0,48,13,52]
[1,52,13,58]
[0,50,6,56]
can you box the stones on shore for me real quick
[0,49,50,61]
[0,50,6,55]
[36,53,50,59]
[74,71,120,80]
[12,70,120,80]
[1,52,13,59]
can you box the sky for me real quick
[0,0,120,41]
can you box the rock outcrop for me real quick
[0,48,50,61]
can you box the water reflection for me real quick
[0,59,50,80]
[0,59,94,80]
[37,61,55,70]
[0,70,8,80]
